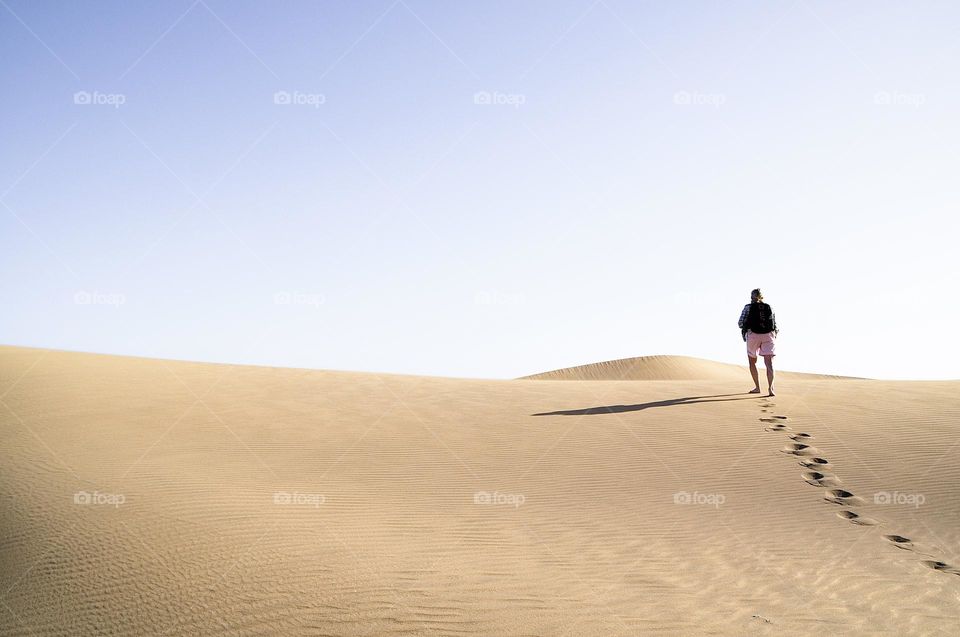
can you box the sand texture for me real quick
[2,346,959,635]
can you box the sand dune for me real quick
[520,354,854,381]
[2,345,959,636]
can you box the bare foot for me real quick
[748,388,761,394]
[768,389,776,396]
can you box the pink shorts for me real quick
[746,330,776,358]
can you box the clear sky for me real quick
[2,1,957,380]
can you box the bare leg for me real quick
[747,356,760,393]
[763,355,775,396]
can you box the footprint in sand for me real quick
[799,457,831,469]
[884,535,914,549]
[764,420,791,430]
[759,417,786,423]
[824,489,865,506]
[922,561,960,576]
[879,535,943,560]
[781,442,820,456]
[765,424,793,433]
[802,471,841,487]
[885,535,939,557]
[836,510,880,526]
[789,433,813,441]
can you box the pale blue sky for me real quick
[2,1,957,379]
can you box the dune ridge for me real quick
[520,354,857,381]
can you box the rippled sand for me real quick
[2,346,959,635]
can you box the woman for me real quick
[737,288,778,396]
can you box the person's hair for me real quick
[751,288,763,302]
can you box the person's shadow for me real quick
[532,393,757,416]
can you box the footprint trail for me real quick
[757,398,957,578]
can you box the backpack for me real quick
[746,302,774,334]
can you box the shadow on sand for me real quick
[532,393,759,416]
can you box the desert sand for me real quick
[2,345,959,636]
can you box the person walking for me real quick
[738,288,778,396]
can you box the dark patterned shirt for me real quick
[738,303,778,333]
